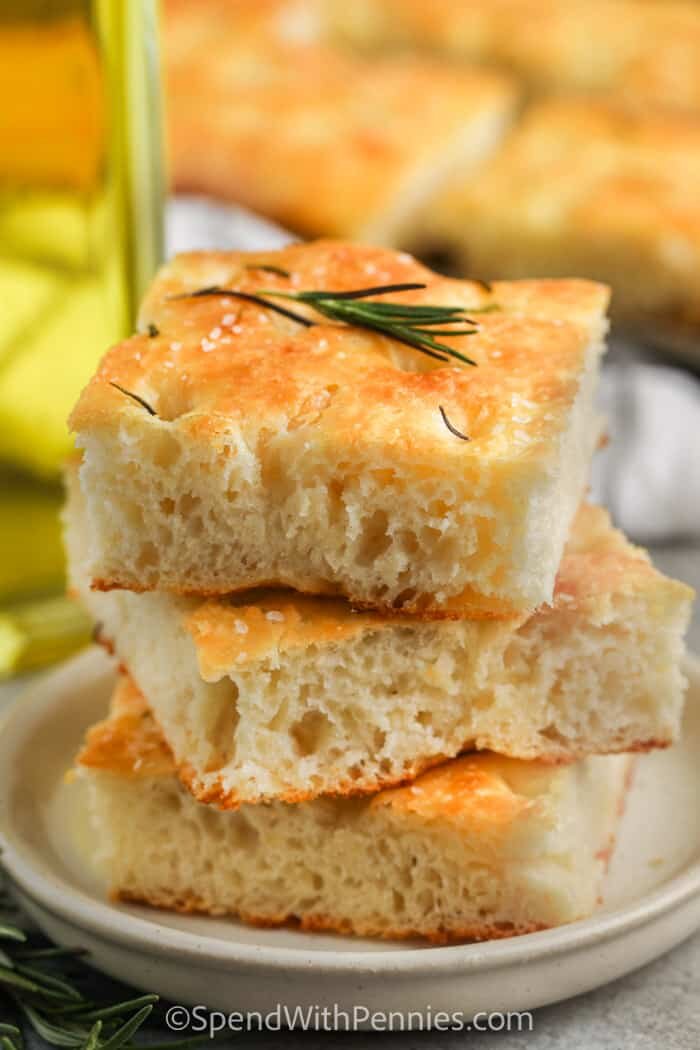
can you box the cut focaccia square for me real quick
[77,677,633,944]
[69,241,609,617]
[419,98,700,345]
[166,10,518,244]
[66,467,691,806]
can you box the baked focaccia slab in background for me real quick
[66,469,692,807]
[69,241,608,618]
[418,98,700,345]
[327,0,700,113]
[77,677,633,944]
[166,12,518,243]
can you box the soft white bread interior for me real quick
[69,241,609,616]
[65,470,691,807]
[78,677,633,943]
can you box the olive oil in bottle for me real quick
[0,0,163,674]
[0,0,164,477]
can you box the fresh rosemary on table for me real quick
[0,888,200,1050]
[175,283,499,367]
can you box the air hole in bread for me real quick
[540,724,569,746]
[150,431,181,469]
[136,541,158,571]
[394,587,418,607]
[203,680,240,770]
[178,492,201,517]
[356,509,391,566]
[291,709,333,757]
[373,728,387,752]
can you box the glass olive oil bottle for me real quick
[0,0,163,673]
[0,0,163,476]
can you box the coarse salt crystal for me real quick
[209,326,222,339]
[234,620,248,634]
[265,610,284,622]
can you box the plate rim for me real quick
[1,647,699,979]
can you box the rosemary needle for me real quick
[109,383,157,417]
[439,405,470,441]
[0,889,189,1050]
[85,1021,103,1050]
[172,287,313,327]
[174,282,497,367]
[243,263,291,278]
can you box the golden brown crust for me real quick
[115,887,550,944]
[89,574,525,620]
[70,241,608,452]
[77,678,175,779]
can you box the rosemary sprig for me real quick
[0,891,200,1050]
[174,282,496,367]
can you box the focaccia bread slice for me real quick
[77,677,633,944]
[166,9,518,244]
[327,0,700,114]
[69,240,609,617]
[66,468,691,806]
[418,98,700,344]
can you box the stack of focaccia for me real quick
[65,240,692,943]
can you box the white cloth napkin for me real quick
[166,196,295,256]
[592,353,700,542]
[167,197,700,544]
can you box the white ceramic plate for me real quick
[1,647,699,1025]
